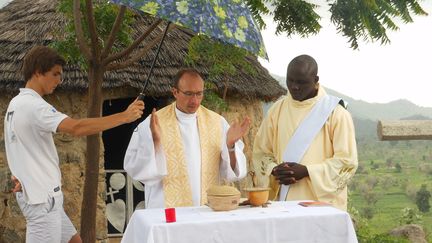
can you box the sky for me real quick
[258,2,432,107]
[1,0,431,107]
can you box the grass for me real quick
[350,139,432,241]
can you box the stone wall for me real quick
[0,93,24,242]
[0,90,265,242]
[221,98,264,193]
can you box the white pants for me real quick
[16,191,77,243]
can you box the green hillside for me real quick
[351,138,432,241]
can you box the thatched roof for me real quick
[0,0,286,101]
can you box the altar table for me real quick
[121,201,358,243]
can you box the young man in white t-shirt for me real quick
[4,46,145,243]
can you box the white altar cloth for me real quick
[121,201,358,243]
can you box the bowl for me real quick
[207,185,241,211]
[243,187,270,206]
[207,194,241,211]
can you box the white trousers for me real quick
[16,191,77,243]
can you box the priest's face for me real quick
[286,65,319,101]
[173,72,204,114]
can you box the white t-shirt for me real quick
[4,88,68,204]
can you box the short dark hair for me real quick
[22,46,66,82]
[172,68,202,88]
[287,54,318,77]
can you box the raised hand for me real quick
[124,98,145,123]
[226,117,251,148]
[11,175,22,193]
[150,108,161,146]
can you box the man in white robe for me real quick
[124,68,249,208]
[252,55,358,210]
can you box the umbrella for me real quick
[108,0,268,99]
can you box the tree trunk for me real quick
[80,64,104,243]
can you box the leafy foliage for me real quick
[395,162,402,173]
[348,203,409,243]
[273,0,321,37]
[186,35,256,79]
[349,138,432,241]
[201,82,229,113]
[416,184,431,213]
[361,206,375,219]
[246,0,428,49]
[399,207,423,225]
[186,35,257,109]
[358,231,409,243]
[51,0,134,67]
[329,0,427,49]
[246,0,321,37]
[245,0,270,30]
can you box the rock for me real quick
[0,226,25,243]
[0,167,13,193]
[389,224,427,243]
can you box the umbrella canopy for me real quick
[109,0,267,59]
[0,0,285,101]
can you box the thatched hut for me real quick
[0,0,285,241]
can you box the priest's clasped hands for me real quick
[271,162,309,185]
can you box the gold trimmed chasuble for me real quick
[157,103,222,207]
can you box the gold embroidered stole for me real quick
[158,103,222,207]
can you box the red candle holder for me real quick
[165,208,176,223]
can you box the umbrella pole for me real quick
[138,21,172,101]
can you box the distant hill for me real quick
[270,73,432,140]
[325,89,432,121]
[352,117,379,140]
[270,73,432,121]
[400,114,432,120]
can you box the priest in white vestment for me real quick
[124,68,250,208]
[252,55,358,210]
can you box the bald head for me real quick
[287,54,318,77]
[286,55,319,101]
